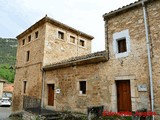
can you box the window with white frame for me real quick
[113,29,130,58]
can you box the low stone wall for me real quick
[23,111,45,120]
[22,110,87,120]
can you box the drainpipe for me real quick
[77,32,82,56]
[142,1,154,119]
[104,19,109,60]
[77,34,79,56]
[41,68,46,108]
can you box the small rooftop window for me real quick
[70,36,75,43]
[79,40,85,47]
[58,31,64,40]
[35,31,39,39]
[22,39,25,46]
[28,35,31,42]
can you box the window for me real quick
[79,40,85,47]
[26,51,30,62]
[28,35,31,42]
[22,39,25,45]
[23,81,27,94]
[58,31,64,40]
[117,38,127,53]
[70,36,75,43]
[113,29,130,58]
[35,31,38,39]
[79,81,86,94]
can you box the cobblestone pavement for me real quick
[0,106,11,120]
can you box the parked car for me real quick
[2,92,12,100]
[0,97,11,106]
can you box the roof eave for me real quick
[46,17,94,40]
[43,56,108,71]
[0,80,6,83]
[16,17,46,39]
[16,16,94,40]
[103,0,148,20]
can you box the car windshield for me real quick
[2,92,12,98]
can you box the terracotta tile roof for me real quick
[0,79,5,83]
[43,50,108,70]
[3,84,14,92]
[17,16,94,40]
[103,0,149,19]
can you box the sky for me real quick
[0,0,137,52]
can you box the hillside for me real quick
[0,38,17,65]
[0,38,17,83]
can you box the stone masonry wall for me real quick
[104,0,160,115]
[13,0,160,115]
[12,24,46,112]
[12,61,42,112]
[43,1,160,113]
[146,0,160,114]
[44,63,110,113]
[13,20,93,112]
[43,22,92,66]
[105,3,150,111]
[16,24,46,67]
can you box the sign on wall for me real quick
[56,89,60,93]
[137,84,147,92]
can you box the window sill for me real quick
[78,45,86,49]
[115,52,129,58]
[22,93,28,96]
[78,94,87,97]
[34,38,39,40]
[25,61,31,64]
[56,38,65,42]
[68,42,76,46]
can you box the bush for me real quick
[0,64,15,83]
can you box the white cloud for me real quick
[0,0,137,51]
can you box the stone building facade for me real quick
[13,0,160,117]
[12,16,93,111]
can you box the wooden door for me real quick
[116,80,131,112]
[48,84,54,106]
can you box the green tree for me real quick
[0,64,15,83]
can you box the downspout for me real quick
[77,32,82,56]
[104,19,109,60]
[77,34,79,56]
[41,68,46,108]
[142,1,154,119]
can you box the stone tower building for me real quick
[12,16,93,111]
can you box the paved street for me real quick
[0,106,11,120]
